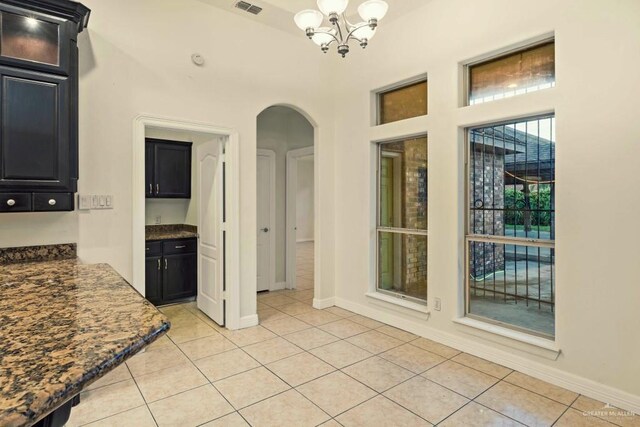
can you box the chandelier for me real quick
[294,0,389,58]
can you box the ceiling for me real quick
[197,0,428,35]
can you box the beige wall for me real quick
[296,157,315,243]
[331,0,640,406]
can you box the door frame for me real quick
[256,149,276,292]
[132,115,242,330]
[286,146,314,290]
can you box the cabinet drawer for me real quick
[0,193,31,212]
[33,193,74,211]
[162,239,197,255]
[145,241,162,257]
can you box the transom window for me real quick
[468,40,555,105]
[376,136,428,303]
[378,79,428,125]
[466,115,556,338]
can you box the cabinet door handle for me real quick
[48,199,57,206]
[157,259,161,270]
[149,184,152,194]
[156,184,160,194]
[164,259,168,270]
[6,199,15,207]
[175,245,186,249]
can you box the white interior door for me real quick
[257,150,275,292]
[197,138,224,325]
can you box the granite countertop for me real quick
[0,257,170,427]
[145,224,197,241]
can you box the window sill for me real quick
[366,292,430,314]
[453,317,560,356]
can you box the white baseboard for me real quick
[313,297,335,310]
[238,314,259,329]
[270,282,287,291]
[334,297,640,415]
[296,238,315,243]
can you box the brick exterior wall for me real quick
[470,148,505,278]
[384,138,428,298]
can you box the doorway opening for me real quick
[132,116,241,330]
[256,106,315,307]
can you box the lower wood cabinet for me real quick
[145,238,196,306]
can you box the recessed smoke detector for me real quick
[234,1,263,15]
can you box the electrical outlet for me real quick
[155,216,162,225]
[434,297,442,311]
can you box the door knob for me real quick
[261,228,269,232]
[6,199,15,206]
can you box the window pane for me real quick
[468,241,555,337]
[378,232,427,301]
[1,12,59,65]
[379,136,428,230]
[469,116,555,240]
[469,42,554,105]
[379,80,428,124]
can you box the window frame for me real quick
[375,76,428,126]
[463,37,555,107]
[464,114,556,340]
[375,136,429,306]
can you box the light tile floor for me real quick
[67,243,639,426]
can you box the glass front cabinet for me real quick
[0,0,89,213]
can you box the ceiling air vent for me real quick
[234,1,263,15]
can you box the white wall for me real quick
[257,106,314,283]
[331,0,640,408]
[296,157,314,242]
[0,0,337,320]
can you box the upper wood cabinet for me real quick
[0,0,89,213]
[0,66,71,191]
[146,139,193,199]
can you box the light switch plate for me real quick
[78,194,114,210]
[78,195,91,210]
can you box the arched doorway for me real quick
[255,105,317,317]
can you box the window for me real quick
[378,79,428,125]
[466,115,556,338]
[377,136,428,303]
[468,41,555,105]
[0,12,60,65]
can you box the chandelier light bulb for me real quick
[312,27,336,46]
[352,23,376,41]
[358,0,389,22]
[294,9,324,31]
[317,0,349,16]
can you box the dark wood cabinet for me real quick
[163,253,197,301]
[145,238,197,305]
[0,0,89,213]
[146,139,192,199]
[0,67,70,190]
[145,255,162,306]
[145,142,154,197]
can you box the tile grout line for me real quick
[124,363,161,427]
[166,331,243,426]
